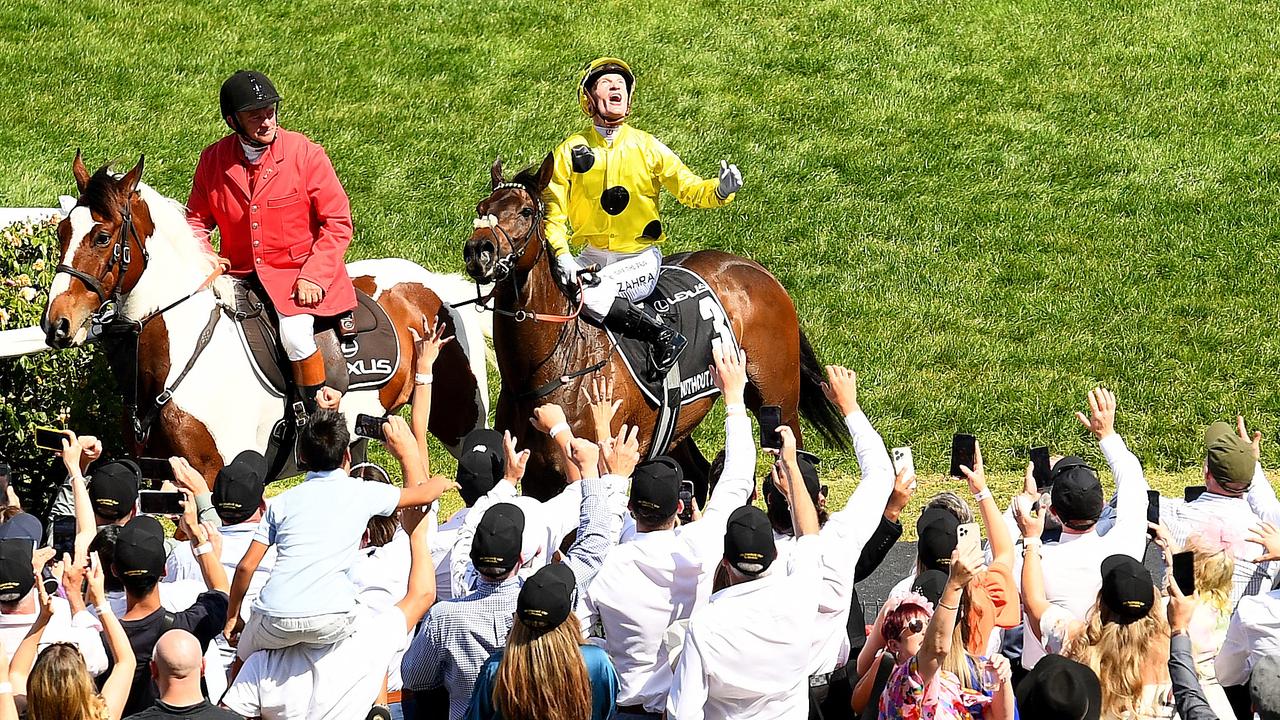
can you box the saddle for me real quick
[228,279,400,397]
[604,263,739,409]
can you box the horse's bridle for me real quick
[55,194,149,324]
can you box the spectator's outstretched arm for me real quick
[179,490,229,594]
[409,316,453,477]
[86,556,134,720]
[395,505,437,631]
[532,403,582,483]
[917,546,982,687]
[581,374,622,446]
[703,346,755,518]
[225,540,269,640]
[1078,388,1149,546]
[1015,496,1052,641]
[822,366,895,539]
[170,457,220,526]
[777,427,819,538]
[1236,416,1280,525]
[856,474,910,583]
[1167,576,1217,720]
[58,432,97,564]
[960,442,1014,568]
[562,438,615,589]
[382,417,450,507]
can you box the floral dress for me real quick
[877,656,994,720]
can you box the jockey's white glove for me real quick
[555,253,582,292]
[716,160,742,200]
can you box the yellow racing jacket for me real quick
[543,124,734,257]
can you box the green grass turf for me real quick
[5,0,1279,532]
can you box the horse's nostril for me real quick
[56,317,69,338]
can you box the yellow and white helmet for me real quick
[578,57,634,116]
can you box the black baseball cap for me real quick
[114,515,166,580]
[89,460,141,521]
[0,539,34,602]
[1015,654,1102,720]
[457,429,504,507]
[630,457,682,518]
[0,514,42,544]
[1100,554,1154,622]
[724,506,776,575]
[916,507,960,571]
[516,562,576,631]
[912,569,949,607]
[1049,456,1104,527]
[471,503,524,575]
[213,450,267,525]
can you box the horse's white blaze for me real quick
[45,206,96,312]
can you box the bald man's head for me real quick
[152,629,203,680]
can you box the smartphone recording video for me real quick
[950,434,977,479]
[1030,446,1051,490]
[759,406,783,450]
[136,457,175,482]
[354,414,388,441]
[678,480,695,523]
[34,427,66,452]
[137,490,185,516]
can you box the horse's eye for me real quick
[520,207,533,218]
[94,231,111,246]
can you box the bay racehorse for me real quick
[42,153,489,484]
[464,155,848,500]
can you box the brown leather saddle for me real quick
[230,279,400,396]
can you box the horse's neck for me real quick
[123,190,217,320]
[494,259,595,382]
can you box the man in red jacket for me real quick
[187,70,356,411]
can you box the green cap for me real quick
[1205,422,1254,489]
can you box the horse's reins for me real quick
[57,192,229,446]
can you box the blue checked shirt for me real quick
[400,477,613,720]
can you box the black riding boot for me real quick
[603,297,688,374]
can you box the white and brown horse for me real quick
[42,153,488,484]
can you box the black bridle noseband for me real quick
[55,194,149,324]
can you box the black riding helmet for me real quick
[220,70,280,143]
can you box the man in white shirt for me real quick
[759,366,896,715]
[583,345,754,719]
[221,503,438,720]
[1165,418,1280,607]
[1214,586,1280,688]
[0,525,108,676]
[1020,387,1149,670]
[668,426,821,720]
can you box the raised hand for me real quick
[1248,522,1280,563]
[169,456,211,496]
[568,438,601,479]
[777,424,799,468]
[1074,387,1116,440]
[1237,415,1263,462]
[820,366,859,417]
[531,404,570,436]
[77,434,103,470]
[581,374,621,442]
[315,387,343,411]
[947,543,985,589]
[381,415,421,463]
[960,440,987,497]
[502,431,530,484]
[1013,494,1045,540]
[58,431,82,477]
[885,467,917,522]
[709,345,748,405]
[410,314,454,374]
[603,424,640,478]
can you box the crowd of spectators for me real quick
[2,326,1280,720]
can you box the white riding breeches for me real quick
[576,246,662,320]
[276,311,318,361]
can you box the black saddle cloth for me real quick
[230,279,400,396]
[605,264,739,406]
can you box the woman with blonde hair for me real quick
[466,562,618,720]
[15,554,135,720]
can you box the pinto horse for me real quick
[42,153,488,484]
[464,155,848,500]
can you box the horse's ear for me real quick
[533,152,555,193]
[121,155,145,194]
[490,157,504,190]
[72,149,90,194]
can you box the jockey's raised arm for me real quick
[541,57,743,378]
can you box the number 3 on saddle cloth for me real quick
[226,277,401,399]
[602,263,740,456]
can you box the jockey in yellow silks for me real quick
[543,57,743,374]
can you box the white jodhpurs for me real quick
[276,311,318,361]
[577,246,661,320]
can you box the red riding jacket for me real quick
[186,129,356,317]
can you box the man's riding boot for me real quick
[603,297,687,374]
[290,350,327,414]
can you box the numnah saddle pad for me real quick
[606,264,740,407]
[231,280,400,396]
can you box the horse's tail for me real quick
[797,327,852,449]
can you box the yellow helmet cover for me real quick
[578,57,634,116]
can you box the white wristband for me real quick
[193,542,214,557]
[414,373,433,386]
[1022,537,1041,550]
[724,403,746,416]
[972,489,992,503]
[548,422,571,439]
